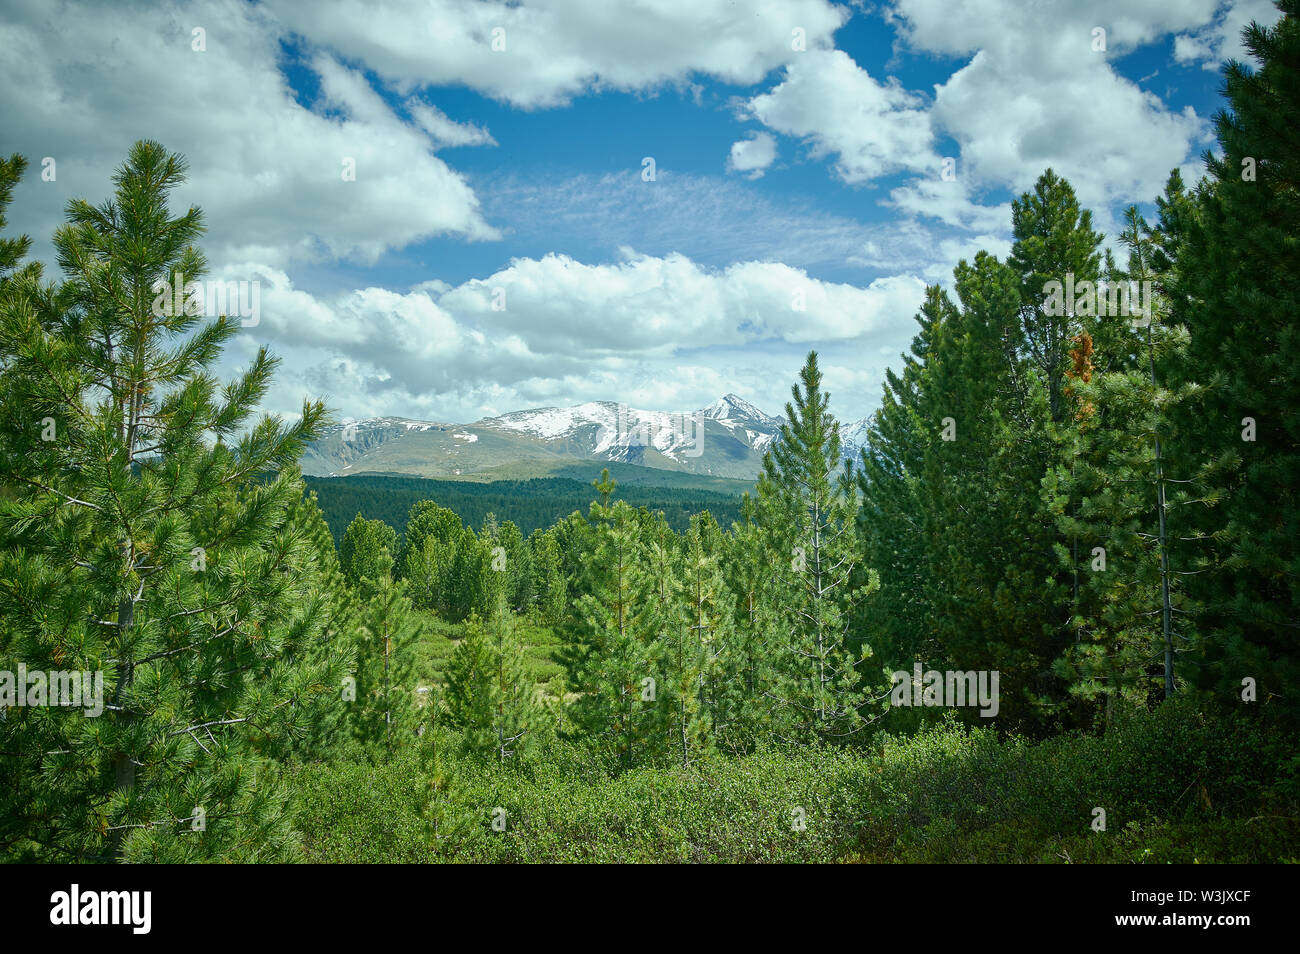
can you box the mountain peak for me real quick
[700,393,773,423]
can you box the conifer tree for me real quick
[354,573,422,756]
[1166,2,1300,705]
[339,513,396,587]
[479,513,531,615]
[717,494,781,752]
[758,352,877,741]
[497,518,532,613]
[1045,186,1204,720]
[628,535,687,765]
[853,288,948,679]
[443,611,492,739]
[0,142,344,861]
[280,491,364,761]
[677,512,732,763]
[399,500,461,612]
[444,597,540,761]
[528,526,568,625]
[0,155,37,291]
[860,172,1107,729]
[400,500,486,620]
[931,249,1064,725]
[565,470,656,764]
[1002,171,1105,721]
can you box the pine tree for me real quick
[717,493,781,752]
[451,524,492,621]
[1160,4,1300,708]
[565,470,656,765]
[354,574,423,756]
[677,512,732,764]
[497,518,532,613]
[627,534,687,765]
[444,597,540,761]
[930,247,1064,726]
[854,288,948,680]
[853,170,1108,732]
[479,513,531,616]
[1003,171,1105,723]
[0,154,37,291]
[280,490,364,761]
[0,142,345,861]
[1045,185,1205,721]
[758,352,878,742]
[339,513,396,587]
[528,526,568,626]
[400,500,485,620]
[1007,169,1105,428]
[443,612,492,738]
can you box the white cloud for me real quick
[886,0,1217,210]
[264,0,850,109]
[0,0,498,272]
[231,251,929,423]
[407,101,498,148]
[886,0,1222,58]
[1173,0,1281,70]
[886,178,1010,232]
[932,52,1206,211]
[728,132,778,178]
[734,1,1229,236]
[745,50,936,183]
[478,169,1000,280]
[435,250,926,352]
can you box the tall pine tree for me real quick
[0,142,346,861]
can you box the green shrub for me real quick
[286,698,1300,863]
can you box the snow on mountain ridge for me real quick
[839,416,871,460]
[481,401,715,463]
[700,392,776,425]
[322,415,454,435]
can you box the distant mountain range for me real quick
[301,393,870,481]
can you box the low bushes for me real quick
[288,698,1299,863]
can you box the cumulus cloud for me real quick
[886,0,1216,210]
[6,0,1245,429]
[733,0,1235,239]
[745,50,935,183]
[728,132,778,178]
[1173,0,1281,70]
[0,0,498,271]
[886,0,1222,58]
[229,250,928,423]
[264,0,850,109]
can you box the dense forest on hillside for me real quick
[304,473,748,543]
[1,5,1298,866]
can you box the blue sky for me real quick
[278,13,1223,294]
[0,0,1279,426]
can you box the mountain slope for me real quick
[300,394,868,481]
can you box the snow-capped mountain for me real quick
[700,393,779,426]
[839,416,871,461]
[483,401,707,463]
[300,396,878,482]
[479,394,782,466]
[699,394,784,455]
[301,395,786,481]
[300,396,875,481]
